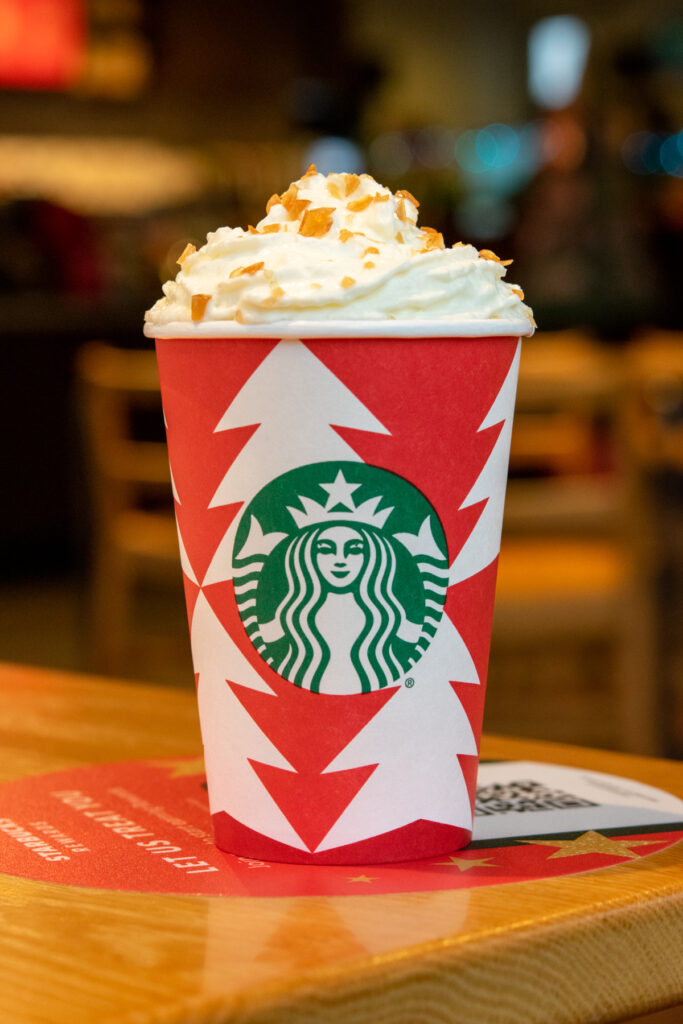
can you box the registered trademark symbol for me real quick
[405,677,415,688]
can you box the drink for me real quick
[145,167,534,864]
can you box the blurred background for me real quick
[0,0,681,757]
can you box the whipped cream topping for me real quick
[145,166,534,328]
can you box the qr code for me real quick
[474,779,598,816]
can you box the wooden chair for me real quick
[76,341,186,679]
[623,329,683,755]
[487,330,660,754]
[625,330,683,473]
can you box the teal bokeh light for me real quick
[475,124,521,169]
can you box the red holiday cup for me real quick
[147,319,533,864]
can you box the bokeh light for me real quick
[303,136,365,176]
[621,130,683,176]
[528,15,591,110]
[475,124,521,169]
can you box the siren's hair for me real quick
[275,529,326,689]
[271,524,414,693]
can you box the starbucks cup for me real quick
[147,319,532,864]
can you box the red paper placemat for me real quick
[0,757,681,897]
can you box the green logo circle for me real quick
[233,461,448,694]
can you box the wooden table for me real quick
[1,662,682,1024]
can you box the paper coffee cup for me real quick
[149,319,530,864]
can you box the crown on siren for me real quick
[286,469,393,530]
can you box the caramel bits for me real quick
[191,294,211,321]
[229,262,265,278]
[299,207,335,238]
[338,228,354,243]
[420,227,445,251]
[327,174,360,200]
[362,246,380,257]
[479,249,513,266]
[396,189,419,207]
[266,193,280,213]
[177,242,196,266]
[341,276,355,288]
[348,195,373,213]
[281,184,311,220]
[343,173,360,196]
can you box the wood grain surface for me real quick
[1,662,682,1024]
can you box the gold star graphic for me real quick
[347,874,376,883]
[520,830,662,860]
[150,755,206,778]
[433,855,498,871]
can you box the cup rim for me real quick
[144,318,535,339]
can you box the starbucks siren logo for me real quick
[232,461,449,695]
